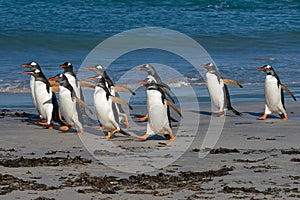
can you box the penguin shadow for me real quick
[129,130,168,141]
[23,114,42,125]
[243,112,281,119]
[199,111,212,116]
[187,110,212,116]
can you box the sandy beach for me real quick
[0,101,299,200]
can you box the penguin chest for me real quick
[265,75,283,111]
[94,87,118,130]
[206,73,225,109]
[34,81,53,118]
[65,74,80,98]
[59,87,77,125]
[147,90,169,133]
[30,76,38,107]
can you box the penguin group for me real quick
[202,63,296,120]
[22,61,297,142]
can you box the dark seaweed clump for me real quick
[62,166,234,194]
[281,149,300,155]
[0,174,59,195]
[0,156,92,167]
[210,147,240,154]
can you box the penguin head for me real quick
[136,64,157,75]
[85,65,105,75]
[88,74,108,89]
[138,77,159,91]
[201,63,216,72]
[60,62,73,71]
[49,73,70,86]
[21,61,40,70]
[23,69,41,78]
[139,77,155,85]
[257,65,276,76]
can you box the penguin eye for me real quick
[59,74,63,78]
[208,63,213,67]
[31,62,37,66]
[68,62,71,66]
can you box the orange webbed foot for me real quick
[258,114,267,120]
[168,133,175,142]
[137,133,150,141]
[59,125,71,131]
[137,114,149,121]
[281,114,288,121]
[77,129,84,135]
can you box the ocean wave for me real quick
[0,84,30,93]
[1,78,300,94]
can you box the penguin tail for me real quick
[119,129,131,136]
[228,107,242,116]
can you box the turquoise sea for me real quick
[0,0,299,109]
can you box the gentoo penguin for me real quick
[257,65,296,120]
[138,77,181,141]
[202,63,243,117]
[23,69,56,129]
[136,64,175,121]
[89,74,132,139]
[22,61,42,121]
[85,65,135,129]
[49,74,93,134]
[59,62,82,99]
[59,62,90,128]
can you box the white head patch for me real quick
[266,65,271,69]
[30,61,37,66]
[96,65,103,70]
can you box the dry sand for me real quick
[0,101,299,200]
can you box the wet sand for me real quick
[0,101,299,199]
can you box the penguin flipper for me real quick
[281,84,297,101]
[166,99,182,118]
[222,78,243,88]
[110,96,133,110]
[159,86,175,103]
[79,80,96,88]
[75,97,93,114]
[113,85,136,95]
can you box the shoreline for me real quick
[0,102,299,199]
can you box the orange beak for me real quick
[88,77,96,81]
[257,67,265,71]
[23,71,33,75]
[201,64,208,68]
[139,80,147,85]
[85,67,95,71]
[48,77,57,81]
[60,65,67,68]
[136,67,145,71]
[21,63,30,68]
